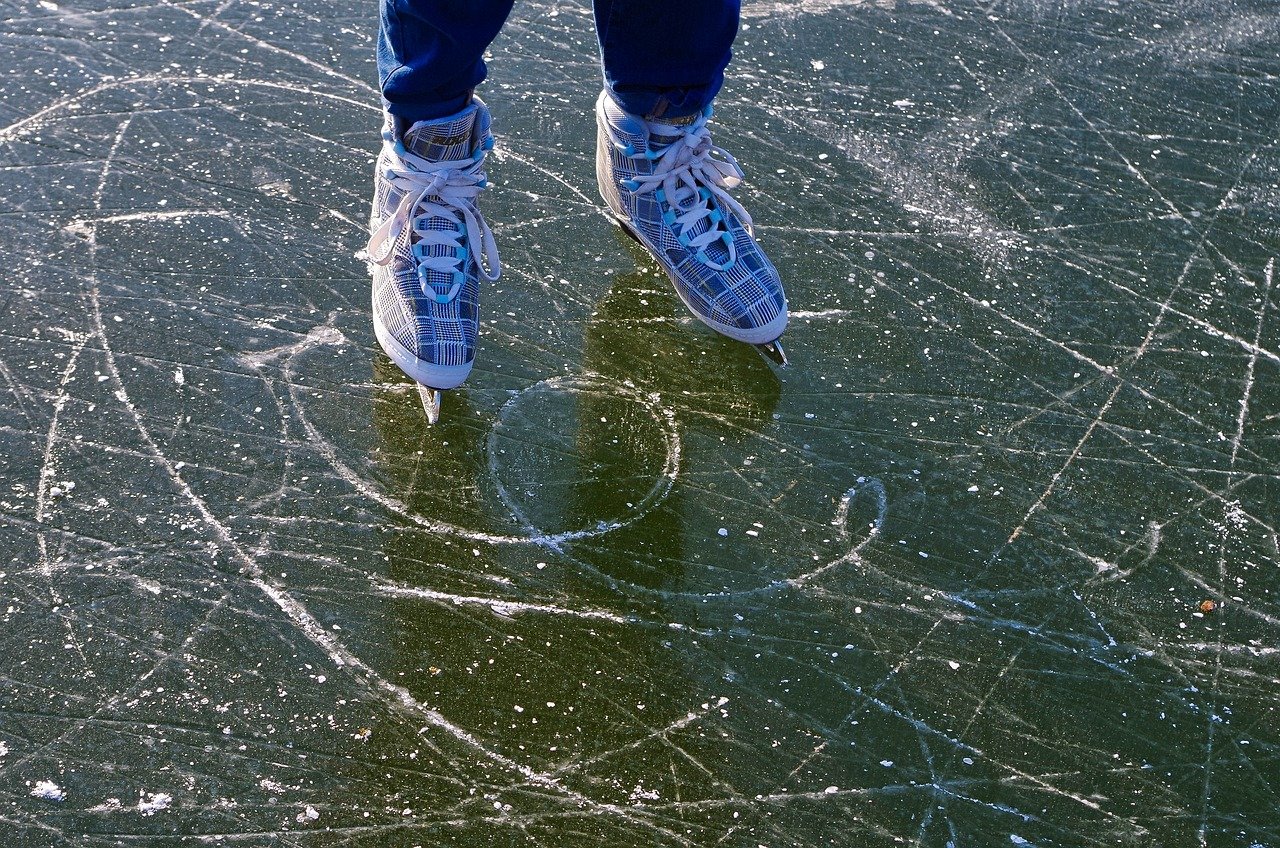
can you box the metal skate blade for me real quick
[757,339,789,367]
[417,385,442,425]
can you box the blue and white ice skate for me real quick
[595,91,789,365]
[367,99,500,423]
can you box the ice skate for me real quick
[367,98,499,422]
[595,90,788,364]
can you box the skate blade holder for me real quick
[758,339,789,367]
[417,384,443,425]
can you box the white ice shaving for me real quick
[137,792,172,815]
[31,781,65,801]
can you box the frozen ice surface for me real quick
[1,0,1278,845]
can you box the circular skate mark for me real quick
[486,375,680,544]
[285,330,681,547]
[287,334,884,601]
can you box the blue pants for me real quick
[378,0,740,124]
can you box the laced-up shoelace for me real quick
[367,137,500,304]
[617,115,752,272]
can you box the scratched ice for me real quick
[1,0,1277,845]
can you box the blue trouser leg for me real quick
[377,0,740,123]
[378,0,514,124]
[593,0,740,120]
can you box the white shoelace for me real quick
[623,117,753,271]
[367,139,500,303]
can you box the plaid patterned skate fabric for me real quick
[595,91,787,346]
[367,99,499,390]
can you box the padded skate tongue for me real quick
[647,112,699,147]
[402,103,480,162]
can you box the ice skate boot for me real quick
[595,90,788,364]
[368,99,499,423]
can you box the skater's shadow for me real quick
[369,352,494,533]
[365,246,783,591]
[587,233,783,428]
[561,258,783,588]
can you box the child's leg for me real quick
[592,0,740,120]
[378,0,515,126]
